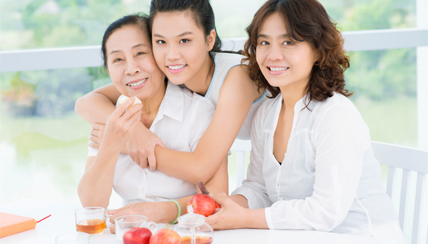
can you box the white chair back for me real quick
[371,141,428,244]
[230,139,428,244]
[230,139,252,188]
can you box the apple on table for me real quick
[149,229,181,244]
[123,227,152,244]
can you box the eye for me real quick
[156,40,166,44]
[113,58,123,63]
[179,39,190,44]
[137,51,145,56]
[283,41,293,45]
[259,41,269,46]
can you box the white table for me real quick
[0,199,393,244]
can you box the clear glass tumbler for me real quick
[174,213,213,244]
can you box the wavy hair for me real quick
[243,0,352,102]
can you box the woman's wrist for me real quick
[160,201,178,223]
[98,141,122,155]
[168,200,181,224]
[245,208,269,229]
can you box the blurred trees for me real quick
[0,0,417,117]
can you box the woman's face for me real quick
[256,12,317,90]
[151,11,215,85]
[106,25,165,101]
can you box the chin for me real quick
[166,77,186,86]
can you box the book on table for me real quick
[0,212,37,238]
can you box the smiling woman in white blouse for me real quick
[206,0,404,241]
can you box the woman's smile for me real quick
[126,78,148,90]
[167,64,187,74]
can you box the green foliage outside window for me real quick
[0,0,420,212]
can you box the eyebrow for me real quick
[109,43,147,55]
[257,33,289,39]
[153,31,193,38]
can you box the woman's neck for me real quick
[279,79,308,111]
[139,81,167,129]
[184,53,215,96]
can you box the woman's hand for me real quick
[88,113,167,169]
[89,123,129,154]
[126,123,166,171]
[88,123,104,149]
[107,201,176,233]
[205,193,249,230]
[102,98,142,148]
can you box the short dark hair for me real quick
[101,13,149,69]
[148,0,222,52]
[243,0,352,101]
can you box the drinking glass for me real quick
[174,213,213,244]
[75,207,110,235]
[116,215,157,243]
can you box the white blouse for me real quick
[232,92,404,241]
[88,82,214,205]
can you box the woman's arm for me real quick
[206,106,271,230]
[77,99,142,208]
[155,66,262,184]
[75,84,120,124]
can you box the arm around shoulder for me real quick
[155,65,262,184]
[75,83,121,124]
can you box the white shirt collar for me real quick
[263,93,314,134]
[155,81,184,123]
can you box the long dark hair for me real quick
[148,0,222,52]
[243,0,352,101]
[101,13,149,69]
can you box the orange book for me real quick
[0,212,37,238]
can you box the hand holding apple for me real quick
[123,227,152,244]
[187,194,219,217]
[149,229,181,244]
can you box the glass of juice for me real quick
[75,207,109,235]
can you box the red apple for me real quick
[187,194,217,217]
[123,227,152,244]
[149,229,181,244]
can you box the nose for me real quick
[166,44,181,61]
[267,44,284,61]
[125,58,141,75]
